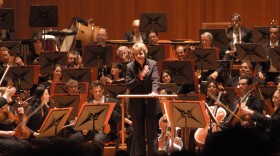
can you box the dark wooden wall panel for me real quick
[3,0,280,41]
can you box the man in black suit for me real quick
[255,25,280,84]
[224,13,252,60]
[126,42,161,156]
[124,19,148,43]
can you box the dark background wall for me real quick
[4,0,280,41]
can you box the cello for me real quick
[194,92,227,147]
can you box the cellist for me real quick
[223,76,264,127]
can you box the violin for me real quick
[14,110,30,139]
[0,104,15,125]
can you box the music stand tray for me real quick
[39,52,67,75]
[162,60,197,85]
[29,5,58,27]
[139,12,167,32]
[0,8,14,30]
[165,100,207,128]
[62,68,98,83]
[199,28,229,49]
[74,103,115,131]
[160,83,179,94]
[38,107,73,138]
[188,48,219,71]
[252,26,270,44]
[235,43,267,62]
[83,45,113,68]
[49,94,87,121]
[104,84,127,98]
[0,41,21,58]
[6,65,40,89]
[270,47,280,68]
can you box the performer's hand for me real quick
[209,71,218,80]
[4,131,15,137]
[227,50,236,56]
[33,132,40,137]
[149,92,158,97]
[3,87,16,103]
[257,72,265,80]
[139,65,149,78]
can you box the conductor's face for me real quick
[133,50,146,65]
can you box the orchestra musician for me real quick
[124,19,148,43]
[26,37,44,65]
[125,42,161,156]
[223,76,264,128]
[239,89,280,154]
[224,13,252,60]
[42,64,63,88]
[65,51,83,69]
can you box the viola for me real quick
[14,112,30,139]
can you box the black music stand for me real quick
[252,26,270,44]
[104,84,127,98]
[139,12,167,32]
[38,107,72,138]
[83,45,113,68]
[0,8,14,30]
[199,28,229,49]
[146,45,165,61]
[235,43,267,63]
[50,82,89,95]
[160,83,179,94]
[0,41,21,57]
[74,103,115,147]
[49,94,86,121]
[270,47,280,68]
[6,66,39,90]
[166,100,207,128]
[63,68,98,83]
[188,48,219,71]
[162,60,196,85]
[39,52,67,75]
[29,5,58,28]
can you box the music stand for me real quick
[38,107,72,138]
[0,41,21,57]
[270,47,280,68]
[29,5,58,28]
[188,48,219,71]
[160,83,179,94]
[83,45,113,68]
[162,60,197,85]
[146,45,165,61]
[235,43,267,63]
[50,82,89,96]
[39,52,67,75]
[104,84,127,98]
[6,65,40,90]
[74,103,115,144]
[199,28,229,49]
[49,94,87,121]
[252,26,270,44]
[0,8,14,30]
[139,12,167,32]
[62,68,98,83]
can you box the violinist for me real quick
[224,76,264,127]
[0,87,32,156]
[239,89,280,154]
[25,84,72,155]
[0,47,24,77]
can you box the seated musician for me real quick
[96,28,109,47]
[69,80,122,144]
[239,89,280,154]
[223,76,264,128]
[0,87,32,156]
[147,29,159,46]
[65,79,80,95]
[255,24,280,84]
[116,45,132,64]
[100,63,125,85]
[64,51,83,69]
[0,47,25,79]
[225,60,265,87]
[26,34,44,65]
[124,19,148,43]
[41,64,63,88]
